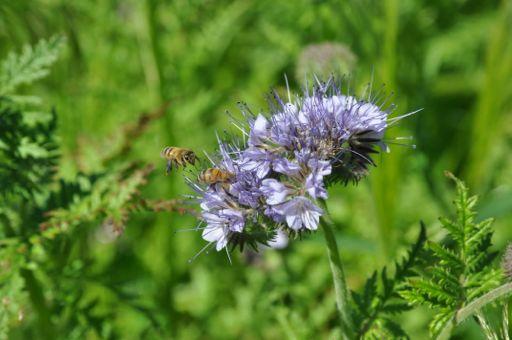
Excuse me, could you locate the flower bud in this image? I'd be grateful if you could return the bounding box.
[296,42,357,82]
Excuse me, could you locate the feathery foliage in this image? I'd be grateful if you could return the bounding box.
[0,37,62,199]
[0,35,64,96]
[0,37,185,339]
[0,35,64,340]
[352,223,426,339]
[400,173,502,338]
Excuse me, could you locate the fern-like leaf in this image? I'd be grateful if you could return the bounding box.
[354,223,427,338]
[0,35,64,95]
[401,173,502,338]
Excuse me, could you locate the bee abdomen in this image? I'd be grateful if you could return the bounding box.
[160,146,174,158]
[198,168,233,185]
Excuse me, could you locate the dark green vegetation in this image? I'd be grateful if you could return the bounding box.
[401,174,505,338]
[1,0,511,339]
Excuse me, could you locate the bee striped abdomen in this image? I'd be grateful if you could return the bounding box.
[198,168,234,185]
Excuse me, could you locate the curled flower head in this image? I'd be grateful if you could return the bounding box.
[186,76,414,255]
[239,79,404,186]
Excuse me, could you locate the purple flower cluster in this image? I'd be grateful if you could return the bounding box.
[190,78,409,252]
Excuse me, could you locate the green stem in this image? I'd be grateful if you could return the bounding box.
[319,200,355,340]
[21,269,54,339]
[437,282,512,340]
[144,0,175,145]
[143,3,179,336]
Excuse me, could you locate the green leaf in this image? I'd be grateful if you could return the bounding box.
[402,173,502,338]
[381,303,411,314]
[438,216,462,242]
[362,271,378,308]
[381,318,409,339]
[430,308,453,338]
[427,242,463,271]
[0,35,64,95]
[356,224,426,338]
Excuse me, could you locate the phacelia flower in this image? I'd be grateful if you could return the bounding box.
[260,179,291,205]
[189,142,278,252]
[273,196,323,231]
[258,153,331,231]
[202,208,244,251]
[305,158,331,199]
[187,76,414,255]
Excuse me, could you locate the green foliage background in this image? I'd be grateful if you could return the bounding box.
[1,0,511,338]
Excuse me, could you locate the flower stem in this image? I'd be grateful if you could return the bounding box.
[319,200,355,340]
[437,282,512,340]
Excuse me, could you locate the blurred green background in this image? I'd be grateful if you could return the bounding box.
[1,0,512,338]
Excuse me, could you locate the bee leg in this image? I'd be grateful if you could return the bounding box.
[166,160,172,175]
[222,182,230,192]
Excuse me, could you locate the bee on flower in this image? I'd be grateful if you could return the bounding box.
[183,76,415,255]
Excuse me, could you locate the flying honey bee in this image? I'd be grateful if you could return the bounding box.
[197,168,234,185]
[160,146,197,174]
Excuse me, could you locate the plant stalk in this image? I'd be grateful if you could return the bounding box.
[319,200,355,339]
[21,269,54,339]
[437,282,512,340]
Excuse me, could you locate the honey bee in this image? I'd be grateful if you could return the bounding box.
[160,146,197,174]
[198,168,234,185]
